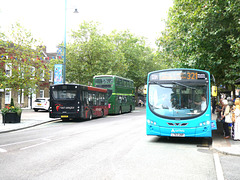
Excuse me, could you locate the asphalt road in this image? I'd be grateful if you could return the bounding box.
[0,108,231,180]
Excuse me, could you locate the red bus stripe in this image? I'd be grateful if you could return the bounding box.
[88,86,107,93]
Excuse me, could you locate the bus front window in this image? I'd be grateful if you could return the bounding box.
[148,82,208,119]
[53,90,77,100]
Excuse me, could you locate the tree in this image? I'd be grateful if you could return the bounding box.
[66,21,126,85]
[111,30,157,97]
[0,22,48,104]
[157,0,240,91]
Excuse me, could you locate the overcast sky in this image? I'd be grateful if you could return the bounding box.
[0,0,173,52]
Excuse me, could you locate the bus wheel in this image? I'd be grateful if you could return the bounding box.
[101,110,104,117]
[129,105,132,113]
[119,107,122,114]
[89,111,93,120]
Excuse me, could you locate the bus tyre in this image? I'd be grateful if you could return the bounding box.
[129,105,132,113]
[89,111,93,120]
[101,110,104,117]
[119,107,122,114]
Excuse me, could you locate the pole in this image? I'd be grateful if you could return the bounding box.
[63,0,67,84]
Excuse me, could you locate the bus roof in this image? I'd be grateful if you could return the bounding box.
[148,68,210,75]
[88,86,108,93]
[93,75,133,82]
[50,84,108,93]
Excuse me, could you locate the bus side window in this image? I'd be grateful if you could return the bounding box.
[83,91,89,106]
[96,93,100,106]
[124,96,127,103]
[118,96,122,103]
[89,93,93,106]
[100,93,105,105]
[93,93,96,106]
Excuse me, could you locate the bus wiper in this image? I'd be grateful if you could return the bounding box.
[149,82,172,88]
[172,81,196,90]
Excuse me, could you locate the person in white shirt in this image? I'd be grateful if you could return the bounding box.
[195,94,207,112]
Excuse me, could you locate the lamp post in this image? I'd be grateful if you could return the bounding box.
[63,0,67,84]
[63,0,78,84]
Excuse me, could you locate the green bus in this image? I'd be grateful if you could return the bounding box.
[93,75,135,114]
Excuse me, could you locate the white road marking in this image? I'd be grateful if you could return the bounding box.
[0,148,7,153]
[20,136,68,150]
[0,136,55,148]
[213,153,224,180]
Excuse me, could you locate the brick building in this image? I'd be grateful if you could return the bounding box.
[0,46,61,109]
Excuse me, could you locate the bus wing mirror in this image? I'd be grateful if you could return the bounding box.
[212,86,217,97]
[211,75,216,83]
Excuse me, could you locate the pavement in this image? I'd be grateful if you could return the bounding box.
[0,108,240,156]
[211,113,240,156]
[0,109,56,134]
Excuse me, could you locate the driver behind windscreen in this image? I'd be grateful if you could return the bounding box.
[194,94,207,111]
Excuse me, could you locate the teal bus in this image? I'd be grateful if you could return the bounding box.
[146,69,217,138]
[93,75,135,114]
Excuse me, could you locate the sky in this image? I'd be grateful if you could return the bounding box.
[0,0,173,52]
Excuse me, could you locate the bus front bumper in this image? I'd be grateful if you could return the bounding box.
[146,124,212,137]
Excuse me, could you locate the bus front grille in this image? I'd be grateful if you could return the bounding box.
[167,123,188,126]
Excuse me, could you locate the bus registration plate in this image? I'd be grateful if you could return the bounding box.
[61,115,68,118]
[171,133,185,137]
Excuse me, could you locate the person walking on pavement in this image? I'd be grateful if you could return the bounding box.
[221,99,231,139]
[216,99,224,122]
[232,98,240,141]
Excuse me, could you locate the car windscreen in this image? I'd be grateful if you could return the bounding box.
[35,99,47,102]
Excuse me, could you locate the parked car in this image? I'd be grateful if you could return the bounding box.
[33,98,50,112]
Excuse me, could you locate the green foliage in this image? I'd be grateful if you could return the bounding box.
[0,22,49,99]
[1,98,22,115]
[66,21,157,90]
[66,21,126,85]
[111,30,157,89]
[1,105,22,115]
[10,98,14,107]
[157,0,240,87]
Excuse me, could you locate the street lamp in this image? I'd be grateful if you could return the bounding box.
[63,0,78,84]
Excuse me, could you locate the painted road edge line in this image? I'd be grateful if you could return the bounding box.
[0,148,7,153]
[213,153,224,180]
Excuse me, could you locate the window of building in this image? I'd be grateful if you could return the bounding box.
[18,66,24,78]
[49,70,53,82]
[31,67,35,77]
[5,63,12,77]
[40,90,44,98]
[5,88,11,104]
[18,89,24,104]
[40,70,45,81]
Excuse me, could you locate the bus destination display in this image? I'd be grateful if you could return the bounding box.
[150,71,207,81]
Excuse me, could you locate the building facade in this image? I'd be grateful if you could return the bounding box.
[0,46,61,109]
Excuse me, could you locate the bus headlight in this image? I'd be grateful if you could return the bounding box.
[199,121,210,126]
[147,120,157,126]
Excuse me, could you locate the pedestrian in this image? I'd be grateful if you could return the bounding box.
[232,98,240,141]
[212,97,216,114]
[138,99,143,107]
[221,99,231,139]
[216,99,224,122]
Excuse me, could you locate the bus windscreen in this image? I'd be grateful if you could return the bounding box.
[52,90,77,100]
